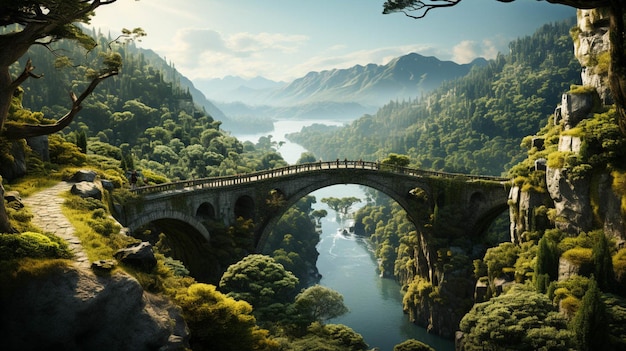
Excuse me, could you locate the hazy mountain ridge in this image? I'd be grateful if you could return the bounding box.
[272,54,487,107]
[192,53,485,133]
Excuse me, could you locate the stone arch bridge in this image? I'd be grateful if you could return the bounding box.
[117,161,512,252]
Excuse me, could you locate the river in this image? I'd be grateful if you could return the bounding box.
[233,121,454,351]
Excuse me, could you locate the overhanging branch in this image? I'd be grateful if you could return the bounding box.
[3,70,117,139]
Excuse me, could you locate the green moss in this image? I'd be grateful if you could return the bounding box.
[569,84,597,95]
[611,170,626,217]
[596,51,611,75]
[0,232,72,260]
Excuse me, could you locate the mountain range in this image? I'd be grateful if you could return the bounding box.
[185,53,487,132]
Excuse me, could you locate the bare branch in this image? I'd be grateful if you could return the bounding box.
[8,59,42,91]
[3,70,117,140]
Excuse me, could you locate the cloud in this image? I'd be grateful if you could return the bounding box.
[452,39,500,63]
[157,28,308,80]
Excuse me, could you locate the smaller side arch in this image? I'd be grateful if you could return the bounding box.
[127,210,210,242]
[196,202,216,220]
[234,195,255,220]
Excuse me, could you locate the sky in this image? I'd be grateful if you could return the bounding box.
[90,0,576,82]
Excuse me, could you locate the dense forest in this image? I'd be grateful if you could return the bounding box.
[288,19,581,176]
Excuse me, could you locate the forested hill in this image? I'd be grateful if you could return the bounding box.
[11,28,287,181]
[287,18,580,176]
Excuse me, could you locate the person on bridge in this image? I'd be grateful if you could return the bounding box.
[130,170,138,190]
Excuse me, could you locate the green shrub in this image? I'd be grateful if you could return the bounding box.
[394,339,435,351]
[0,232,72,260]
[64,196,106,211]
[48,134,86,166]
[562,247,593,265]
[613,248,626,287]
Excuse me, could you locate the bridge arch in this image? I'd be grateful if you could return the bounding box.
[255,176,430,251]
[235,195,255,220]
[196,202,216,220]
[127,209,210,242]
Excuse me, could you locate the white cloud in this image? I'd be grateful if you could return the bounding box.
[452,39,501,63]
[157,28,309,80]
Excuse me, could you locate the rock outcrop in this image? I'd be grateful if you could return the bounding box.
[0,264,189,350]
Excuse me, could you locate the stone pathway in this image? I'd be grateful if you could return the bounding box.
[22,181,90,268]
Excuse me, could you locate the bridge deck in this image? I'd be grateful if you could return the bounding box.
[131,160,510,196]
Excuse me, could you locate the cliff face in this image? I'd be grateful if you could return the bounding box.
[405,9,626,339]
[509,8,626,274]
[0,263,188,351]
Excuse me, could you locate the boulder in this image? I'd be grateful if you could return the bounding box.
[0,265,189,350]
[70,169,98,183]
[114,242,157,272]
[4,190,23,209]
[91,259,117,274]
[26,135,49,162]
[70,181,102,200]
[560,92,593,129]
[101,179,115,191]
[597,173,626,245]
[0,140,27,181]
[508,186,552,244]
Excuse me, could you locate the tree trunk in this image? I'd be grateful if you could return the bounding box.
[0,65,12,133]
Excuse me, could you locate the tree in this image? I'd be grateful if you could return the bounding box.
[393,339,435,351]
[382,0,626,135]
[0,0,136,233]
[459,287,574,350]
[218,254,299,310]
[294,285,349,324]
[173,283,278,351]
[592,231,616,292]
[570,277,609,351]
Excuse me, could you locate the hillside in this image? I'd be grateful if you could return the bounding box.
[287,19,581,176]
[8,29,288,182]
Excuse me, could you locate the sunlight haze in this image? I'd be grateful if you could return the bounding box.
[90,1,575,82]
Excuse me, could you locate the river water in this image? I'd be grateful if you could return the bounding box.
[233,121,454,351]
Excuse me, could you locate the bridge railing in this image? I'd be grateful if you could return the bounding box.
[130,160,509,196]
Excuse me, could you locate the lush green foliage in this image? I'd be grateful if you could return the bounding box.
[393,339,435,351]
[219,254,299,315]
[13,29,287,183]
[174,283,278,351]
[570,278,609,351]
[0,232,72,260]
[264,196,321,286]
[294,285,349,324]
[279,322,368,351]
[459,287,574,350]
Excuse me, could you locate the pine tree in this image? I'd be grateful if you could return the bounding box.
[571,278,608,351]
[593,231,616,292]
[535,236,558,292]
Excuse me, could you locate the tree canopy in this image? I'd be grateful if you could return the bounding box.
[218,254,300,309]
[294,285,349,324]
